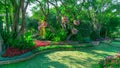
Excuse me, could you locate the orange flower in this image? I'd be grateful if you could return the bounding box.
[61,16,68,23]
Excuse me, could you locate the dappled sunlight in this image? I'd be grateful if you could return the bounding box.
[0,44,119,68]
[93,50,118,56]
[44,50,114,68]
[45,51,91,68]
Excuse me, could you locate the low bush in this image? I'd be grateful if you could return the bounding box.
[99,54,120,68]
[7,31,35,49]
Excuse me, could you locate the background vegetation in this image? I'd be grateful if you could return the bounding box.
[0,0,120,49]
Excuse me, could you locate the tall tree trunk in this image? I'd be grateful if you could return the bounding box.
[19,0,29,36]
[11,0,21,38]
[12,8,20,38]
[21,0,25,35]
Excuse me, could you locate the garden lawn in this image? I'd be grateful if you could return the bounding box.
[0,43,119,68]
[110,41,120,47]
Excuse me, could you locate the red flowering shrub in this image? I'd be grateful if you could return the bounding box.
[2,40,51,57]
[2,48,29,57]
[35,40,50,47]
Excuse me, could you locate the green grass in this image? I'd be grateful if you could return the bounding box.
[0,43,119,68]
[110,41,120,46]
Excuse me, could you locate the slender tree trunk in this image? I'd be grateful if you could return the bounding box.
[21,0,25,35]
[12,8,20,38]
[0,34,3,52]
[0,17,3,32]
[5,0,9,32]
[18,0,29,36]
[11,0,21,38]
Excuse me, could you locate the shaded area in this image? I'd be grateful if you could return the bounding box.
[0,43,119,68]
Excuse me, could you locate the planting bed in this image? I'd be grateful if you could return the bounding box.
[1,40,50,57]
[0,42,93,65]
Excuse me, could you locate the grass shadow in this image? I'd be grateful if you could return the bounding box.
[0,43,119,68]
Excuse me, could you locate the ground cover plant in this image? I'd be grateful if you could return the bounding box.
[99,54,120,68]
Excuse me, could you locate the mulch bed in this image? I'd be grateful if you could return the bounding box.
[2,40,51,58]
[2,48,30,57]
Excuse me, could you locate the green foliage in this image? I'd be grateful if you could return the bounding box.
[2,31,35,50]
[15,32,35,49]
[90,31,100,41]
[1,31,12,48]
[71,32,84,42]
[0,0,120,49]
[51,29,67,41]
[100,17,120,38]
[26,18,38,30]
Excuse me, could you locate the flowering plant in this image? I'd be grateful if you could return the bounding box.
[73,20,80,25]
[38,21,47,30]
[61,16,68,23]
[99,54,120,68]
[71,28,78,34]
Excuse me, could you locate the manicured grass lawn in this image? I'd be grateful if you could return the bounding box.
[0,43,119,68]
[110,41,120,47]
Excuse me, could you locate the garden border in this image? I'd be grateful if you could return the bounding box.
[0,44,94,65]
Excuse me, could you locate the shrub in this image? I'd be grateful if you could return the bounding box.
[99,54,120,68]
[7,31,35,49]
[90,31,101,41]
[51,29,67,41]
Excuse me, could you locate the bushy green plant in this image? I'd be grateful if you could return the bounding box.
[7,31,35,49]
[99,54,120,68]
[1,31,13,48]
[90,31,101,41]
[52,29,67,41]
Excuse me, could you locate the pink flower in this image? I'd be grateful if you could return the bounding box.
[71,28,78,34]
[73,20,80,25]
[41,22,47,27]
[38,26,41,30]
[106,56,112,60]
[117,54,120,58]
